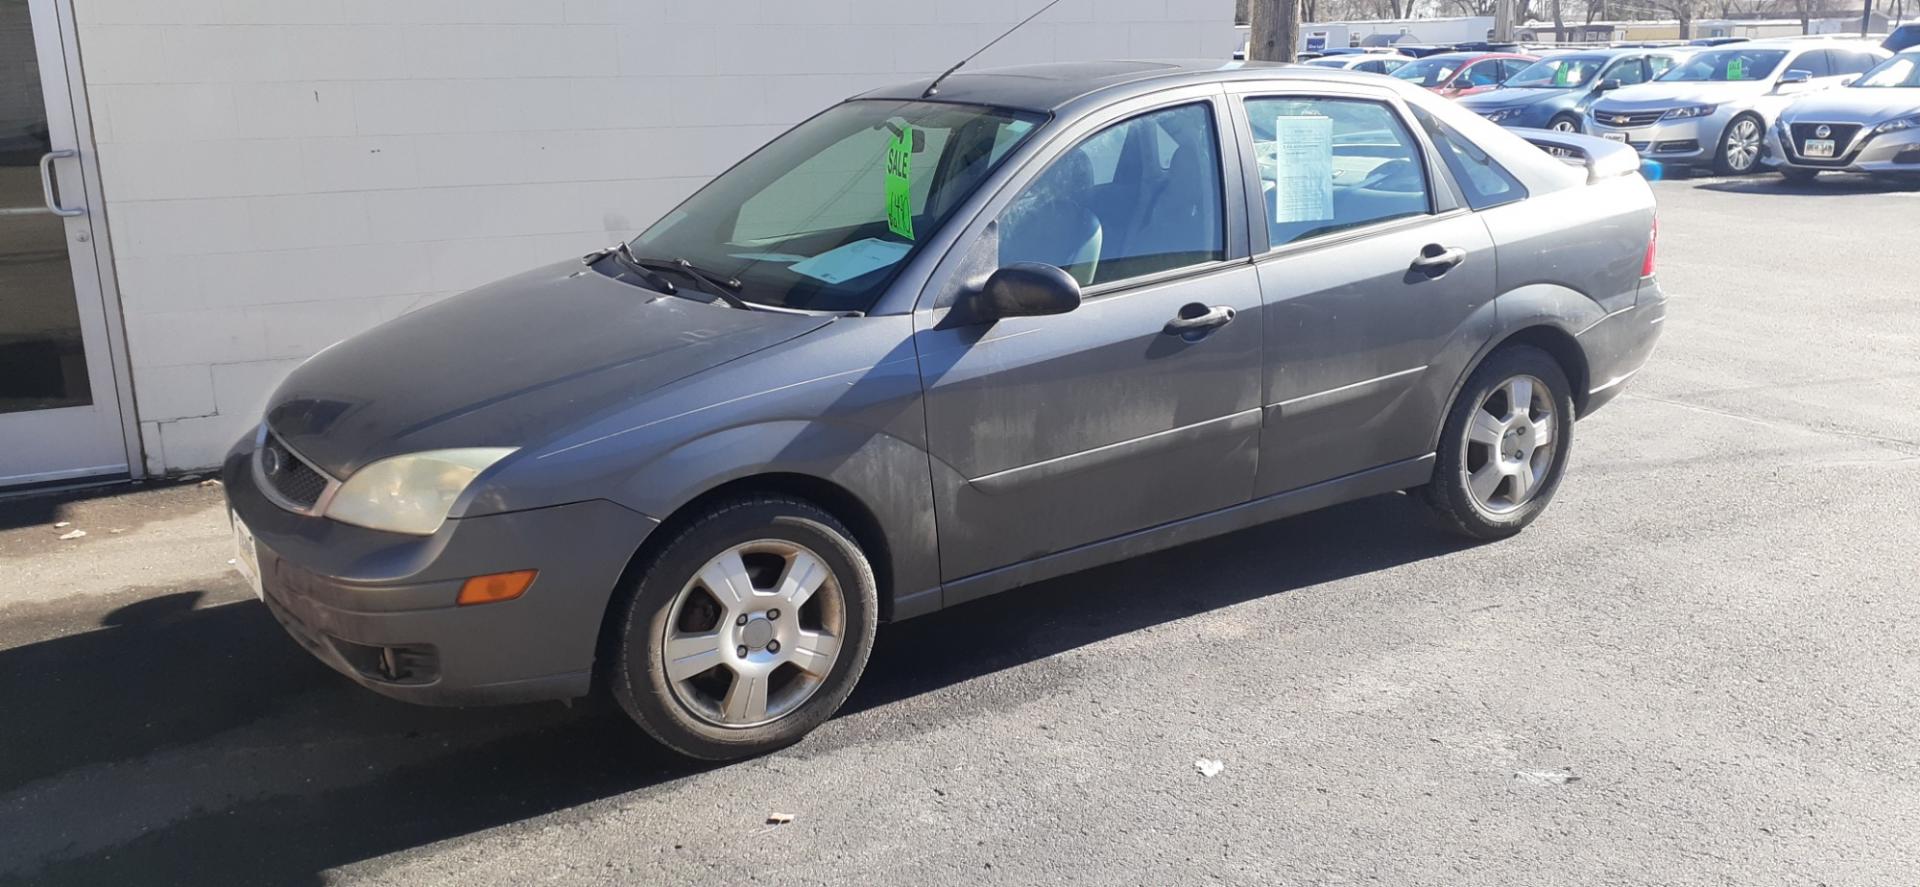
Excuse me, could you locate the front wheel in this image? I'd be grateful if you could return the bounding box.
[609,496,878,761]
[1548,113,1581,134]
[1713,114,1765,175]
[1421,345,1576,540]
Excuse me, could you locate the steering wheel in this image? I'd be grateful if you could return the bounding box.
[1358,157,1423,192]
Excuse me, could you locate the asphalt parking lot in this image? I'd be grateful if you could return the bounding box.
[3,171,1917,887]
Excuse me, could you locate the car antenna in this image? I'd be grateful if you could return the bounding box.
[922,0,1064,98]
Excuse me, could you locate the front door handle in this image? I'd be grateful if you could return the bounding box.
[1164,303,1236,335]
[40,150,86,218]
[1410,244,1466,278]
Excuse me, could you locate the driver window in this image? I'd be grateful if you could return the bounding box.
[1243,96,1432,248]
[1608,57,1650,86]
[997,102,1224,288]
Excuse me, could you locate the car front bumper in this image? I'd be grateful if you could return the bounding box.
[1586,112,1729,165]
[223,434,659,706]
[1763,122,1920,175]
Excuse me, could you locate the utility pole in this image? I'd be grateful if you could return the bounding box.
[1861,0,1874,35]
[1494,0,1516,42]
[1248,0,1302,62]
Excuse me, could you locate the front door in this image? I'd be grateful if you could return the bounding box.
[915,96,1264,583]
[0,0,130,486]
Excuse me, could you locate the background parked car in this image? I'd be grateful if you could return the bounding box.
[1304,53,1413,75]
[1460,48,1692,132]
[1390,51,1539,98]
[1765,48,1920,183]
[1587,40,1890,174]
[1885,24,1920,53]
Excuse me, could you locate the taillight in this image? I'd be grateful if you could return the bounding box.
[1641,215,1658,277]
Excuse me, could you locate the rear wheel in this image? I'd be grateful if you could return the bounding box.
[610,496,878,761]
[1712,114,1764,175]
[1422,345,1576,540]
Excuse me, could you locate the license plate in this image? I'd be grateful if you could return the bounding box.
[1803,139,1835,158]
[231,510,263,600]
[1601,131,1628,143]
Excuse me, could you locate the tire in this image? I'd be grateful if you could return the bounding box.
[1548,113,1581,134]
[1421,345,1576,541]
[1779,167,1819,184]
[1712,114,1765,175]
[609,495,878,761]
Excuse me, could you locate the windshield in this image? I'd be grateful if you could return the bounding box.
[1505,56,1608,88]
[1659,48,1788,82]
[630,100,1044,313]
[1855,52,1920,87]
[1392,58,1462,87]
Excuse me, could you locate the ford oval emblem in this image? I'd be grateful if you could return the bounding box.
[260,446,284,476]
[1814,124,1832,139]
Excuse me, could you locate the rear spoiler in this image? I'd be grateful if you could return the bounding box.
[1514,128,1650,183]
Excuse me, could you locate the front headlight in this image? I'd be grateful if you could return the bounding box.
[1873,114,1920,135]
[1662,104,1719,120]
[1481,107,1526,124]
[325,448,517,535]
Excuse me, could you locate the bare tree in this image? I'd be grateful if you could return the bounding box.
[1248,0,1303,62]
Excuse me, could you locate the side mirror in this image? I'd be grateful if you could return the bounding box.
[1594,78,1623,93]
[1778,69,1813,86]
[970,263,1081,322]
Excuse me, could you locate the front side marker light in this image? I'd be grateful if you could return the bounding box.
[458,569,538,606]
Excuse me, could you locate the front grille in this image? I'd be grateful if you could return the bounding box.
[1790,122,1862,151]
[1594,110,1664,128]
[259,432,330,510]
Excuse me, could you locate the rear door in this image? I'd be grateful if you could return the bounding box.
[1227,83,1498,496]
[914,88,1263,583]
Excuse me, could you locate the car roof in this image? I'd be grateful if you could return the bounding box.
[854,59,1408,113]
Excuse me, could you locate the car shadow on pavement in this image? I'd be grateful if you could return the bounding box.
[0,492,1472,887]
[1690,173,1920,196]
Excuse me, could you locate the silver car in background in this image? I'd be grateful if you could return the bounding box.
[1589,40,1889,174]
[1765,49,1920,182]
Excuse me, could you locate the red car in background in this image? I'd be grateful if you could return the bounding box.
[1390,51,1539,98]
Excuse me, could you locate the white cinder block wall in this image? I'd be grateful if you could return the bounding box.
[75,0,1239,473]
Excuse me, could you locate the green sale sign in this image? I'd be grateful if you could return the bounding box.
[886,124,914,240]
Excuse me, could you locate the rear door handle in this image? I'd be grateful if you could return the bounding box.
[39,150,86,218]
[1164,303,1236,335]
[1410,244,1466,277]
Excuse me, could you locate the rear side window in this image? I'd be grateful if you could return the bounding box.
[1499,58,1532,80]
[1648,54,1677,78]
[1409,106,1527,211]
[1606,56,1651,86]
[1830,50,1879,75]
[1243,96,1432,248]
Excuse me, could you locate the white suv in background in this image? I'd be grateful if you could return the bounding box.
[1587,40,1889,174]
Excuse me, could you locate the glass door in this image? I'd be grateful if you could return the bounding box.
[0,0,131,486]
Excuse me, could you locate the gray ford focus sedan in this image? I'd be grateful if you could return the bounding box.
[224,60,1665,761]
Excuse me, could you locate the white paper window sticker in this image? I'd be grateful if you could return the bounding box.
[1272,115,1335,224]
[787,238,911,285]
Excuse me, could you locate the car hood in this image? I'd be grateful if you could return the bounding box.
[1780,88,1920,124]
[1596,80,1764,109]
[265,261,833,478]
[1459,87,1572,109]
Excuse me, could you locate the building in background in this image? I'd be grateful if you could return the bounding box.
[0,0,1239,486]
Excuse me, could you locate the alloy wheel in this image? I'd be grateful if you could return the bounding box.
[1550,118,1579,133]
[1460,374,1557,514]
[661,540,845,728]
[1724,118,1761,172]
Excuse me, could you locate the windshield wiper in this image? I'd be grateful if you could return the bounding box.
[630,255,755,311]
[585,242,679,295]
